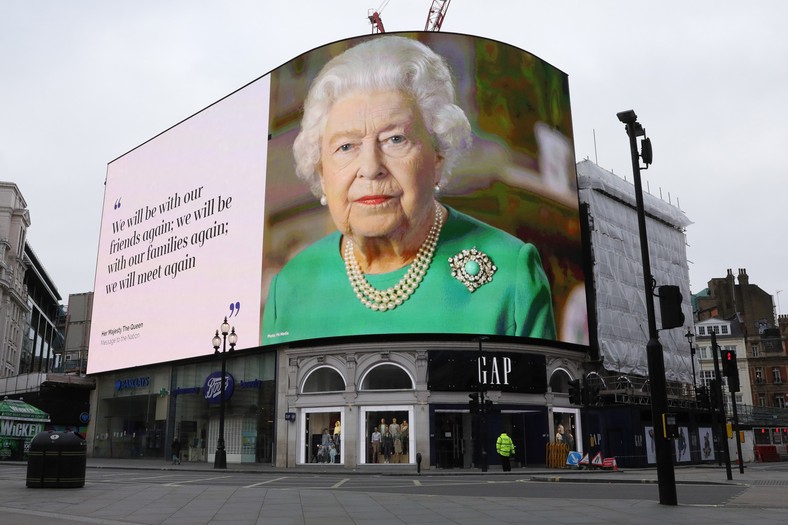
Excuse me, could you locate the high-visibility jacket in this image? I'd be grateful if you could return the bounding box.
[496,433,515,457]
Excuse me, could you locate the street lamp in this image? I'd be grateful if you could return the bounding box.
[211,317,237,469]
[685,327,698,396]
[472,336,489,472]
[617,109,676,506]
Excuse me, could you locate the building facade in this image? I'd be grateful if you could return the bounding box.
[693,269,787,411]
[83,160,711,469]
[693,317,753,409]
[0,182,30,378]
[60,292,93,375]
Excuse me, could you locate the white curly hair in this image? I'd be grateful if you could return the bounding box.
[292,35,472,198]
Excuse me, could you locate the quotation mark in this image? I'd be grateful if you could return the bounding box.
[229,301,241,317]
[114,197,122,210]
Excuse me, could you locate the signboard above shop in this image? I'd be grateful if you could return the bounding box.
[427,350,547,394]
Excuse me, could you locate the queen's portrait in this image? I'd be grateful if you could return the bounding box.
[263,36,556,343]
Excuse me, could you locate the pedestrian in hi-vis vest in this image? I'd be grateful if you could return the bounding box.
[496,431,515,472]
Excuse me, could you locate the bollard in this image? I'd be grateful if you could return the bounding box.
[416,452,422,474]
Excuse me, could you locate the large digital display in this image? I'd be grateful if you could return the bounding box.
[89,32,588,374]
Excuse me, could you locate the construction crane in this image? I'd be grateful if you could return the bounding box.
[368,0,390,34]
[424,0,451,31]
[368,0,451,34]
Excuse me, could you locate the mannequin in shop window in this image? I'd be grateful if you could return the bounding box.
[382,428,394,464]
[565,428,575,451]
[389,417,402,458]
[321,428,331,463]
[379,417,387,436]
[555,424,566,445]
[333,420,342,452]
[371,426,382,463]
[316,443,327,463]
[401,420,409,455]
[329,441,337,463]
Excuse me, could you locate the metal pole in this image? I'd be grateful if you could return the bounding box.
[215,334,227,469]
[710,332,732,480]
[731,390,744,474]
[687,334,698,396]
[620,111,677,505]
[477,337,488,473]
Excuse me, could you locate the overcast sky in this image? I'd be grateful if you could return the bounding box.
[3,0,787,316]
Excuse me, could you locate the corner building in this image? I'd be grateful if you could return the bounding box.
[274,337,581,469]
[86,32,590,469]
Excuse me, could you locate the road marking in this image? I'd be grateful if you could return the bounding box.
[244,476,288,488]
[164,475,231,486]
[125,474,183,481]
[331,478,349,488]
[413,479,422,486]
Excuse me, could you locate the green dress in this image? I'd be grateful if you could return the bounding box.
[262,207,555,344]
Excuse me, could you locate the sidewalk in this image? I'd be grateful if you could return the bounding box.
[2,458,787,525]
[80,456,788,486]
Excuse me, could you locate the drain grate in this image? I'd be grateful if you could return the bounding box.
[751,480,788,486]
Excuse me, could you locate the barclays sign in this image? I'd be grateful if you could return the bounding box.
[115,376,150,391]
[203,371,235,404]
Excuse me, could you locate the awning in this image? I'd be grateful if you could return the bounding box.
[0,398,50,423]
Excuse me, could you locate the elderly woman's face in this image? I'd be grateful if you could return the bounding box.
[319,90,443,242]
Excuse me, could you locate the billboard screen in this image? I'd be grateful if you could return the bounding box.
[89,32,588,374]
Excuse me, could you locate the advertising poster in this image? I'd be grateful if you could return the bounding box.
[89,32,588,374]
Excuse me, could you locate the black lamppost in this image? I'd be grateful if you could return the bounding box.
[211,317,237,469]
[475,336,489,473]
[685,327,698,396]
[617,109,677,506]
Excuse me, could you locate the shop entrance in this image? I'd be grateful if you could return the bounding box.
[95,395,160,459]
[435,412,471,469]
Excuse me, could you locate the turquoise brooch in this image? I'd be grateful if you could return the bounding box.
[449,247,496,292]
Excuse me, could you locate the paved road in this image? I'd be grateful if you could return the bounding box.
[0,460,787,524]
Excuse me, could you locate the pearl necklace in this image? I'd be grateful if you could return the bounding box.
[343,205,443,312]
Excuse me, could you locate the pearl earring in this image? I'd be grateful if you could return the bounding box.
[320,195,327,206]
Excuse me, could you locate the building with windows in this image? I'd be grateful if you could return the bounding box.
[60,292,93,375]
[692,317,753,409]
[693,268,786,410]
[0,182,94,440]
[0,182,30,378]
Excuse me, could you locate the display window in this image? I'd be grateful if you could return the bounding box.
[172,353,275,464]
[92,368,169,459]
[360,406,413,464]
[552,408,579,452]
[300,408,344,464]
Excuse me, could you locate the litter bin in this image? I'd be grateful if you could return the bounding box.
[26,431,87,488]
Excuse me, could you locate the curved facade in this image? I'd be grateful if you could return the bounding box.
[275,338,584,469]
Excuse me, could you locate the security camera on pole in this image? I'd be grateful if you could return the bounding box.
[616,110,677,506]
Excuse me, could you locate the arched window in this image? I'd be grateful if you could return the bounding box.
[549,369,572,394]
[302,366,345,393]
[360,364,413,390]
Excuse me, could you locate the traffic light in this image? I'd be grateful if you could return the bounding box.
[658,285,685,329]
[568,379,582,405]
[696,386,710,409]
[585,384,601,406]
[709,379,721,408]
[469,393,480,414]
[721,349,740,392]
[721,349,737,377]
[727,374,740,393]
